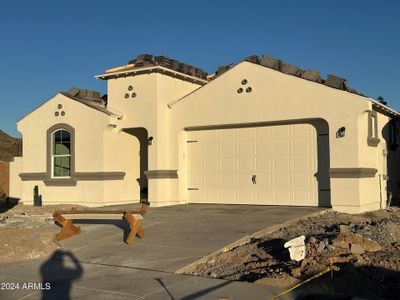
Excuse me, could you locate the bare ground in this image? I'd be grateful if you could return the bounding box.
[185,209,400,299]
[0,203,86,263]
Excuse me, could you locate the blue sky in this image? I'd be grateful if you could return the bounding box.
[1,0,399,137]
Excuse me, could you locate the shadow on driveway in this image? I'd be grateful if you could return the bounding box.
[40,250,83,300]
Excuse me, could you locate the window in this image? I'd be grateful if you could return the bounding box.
[367,111,380,147]
[371,115,377,138]
[52,129,71,177]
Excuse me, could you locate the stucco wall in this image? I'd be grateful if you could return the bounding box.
[107,72,202,206]
[102,128,140,204]
[165,62,379,212]
[9,157,22,200]
[14,93,141,206]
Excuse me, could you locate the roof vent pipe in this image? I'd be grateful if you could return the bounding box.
[377,96,387,105]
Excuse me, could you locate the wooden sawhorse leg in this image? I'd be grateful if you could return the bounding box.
[53,213,81,241]
[123,212,144,245]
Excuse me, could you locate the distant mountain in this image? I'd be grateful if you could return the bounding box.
[0,130,22,162]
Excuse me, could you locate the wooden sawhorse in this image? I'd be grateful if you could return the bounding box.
[53,204,148,245]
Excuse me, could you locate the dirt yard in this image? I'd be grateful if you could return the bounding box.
[186,209,400,299]
[0,203,86,262]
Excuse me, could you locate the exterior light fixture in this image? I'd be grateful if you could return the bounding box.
[336,127,346,138]
[147,136,153,145]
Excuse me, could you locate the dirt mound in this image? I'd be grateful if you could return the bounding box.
[0,130,22,162]
[186,209,400,299]
[0,203,88,263]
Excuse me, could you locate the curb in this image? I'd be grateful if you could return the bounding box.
[175,208,332,274]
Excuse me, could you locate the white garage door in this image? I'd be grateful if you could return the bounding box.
[187,124,318,206]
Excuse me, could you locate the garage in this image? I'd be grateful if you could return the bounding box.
[187,123,324,206]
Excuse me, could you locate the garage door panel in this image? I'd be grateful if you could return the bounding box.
[188,123,319,206]
[220,130,236,141]
[238,141,253,156]
[189,190,205,203]
[275,190,292,205]
[205,174,220,188]
[274,140,290,155]
[221,158,236,172]
[275,174,291,188]
[255,141,270,155]
[221,173,236,188]
[222,190,237,203]
[238,190,256,204]
[187,144,203,158]
[274,157,290,171]
[293,173,311,188]
[293,124,312,136]
[205,143,219,157]
[205,158,219,172]
[206,190,220,203]
[294,190,315,206]
[238,173,253,188]
[256,173,273,189]
[256,127,271,139]
[188,172,203,187]
[221,142,236,156]
[188,157,202,172]
[205,130,219,142]
[293,156,310,171]
[292,139,310,154]
[237,128,255,140]
[257,190,273,205]
[238,158,253,172]
[273,126,290,138]
[255,156,270,170]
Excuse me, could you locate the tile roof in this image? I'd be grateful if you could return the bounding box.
[61,87,117,116]
[102,54,208,81]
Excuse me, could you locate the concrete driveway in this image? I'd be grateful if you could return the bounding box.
[0,204,324,300]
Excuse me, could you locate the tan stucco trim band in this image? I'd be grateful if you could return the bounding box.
[19,173,46,181]
[329,168,377,178]
[144,170,178,179]
[20,172,125,181]
[74,172,125,180]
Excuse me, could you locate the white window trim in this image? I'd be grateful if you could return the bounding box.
[371,115,377,138]
[51,129,71,179]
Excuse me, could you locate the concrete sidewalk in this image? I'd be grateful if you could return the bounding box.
[0,204,324,300]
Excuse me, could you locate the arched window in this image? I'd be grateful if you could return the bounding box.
[52,129,71,177]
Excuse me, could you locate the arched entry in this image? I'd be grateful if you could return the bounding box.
[123,128,149,202]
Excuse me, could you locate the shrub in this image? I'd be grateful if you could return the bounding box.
[0,187,6,204]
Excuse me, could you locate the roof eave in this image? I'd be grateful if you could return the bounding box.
[370,98,400,118]
[95,65,208,85]
[59,92,123,118]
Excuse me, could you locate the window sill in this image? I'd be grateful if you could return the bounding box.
[43,178,77,186]
[367,137,380,147]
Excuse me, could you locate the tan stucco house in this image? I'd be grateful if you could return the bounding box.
[9,54,400,213]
